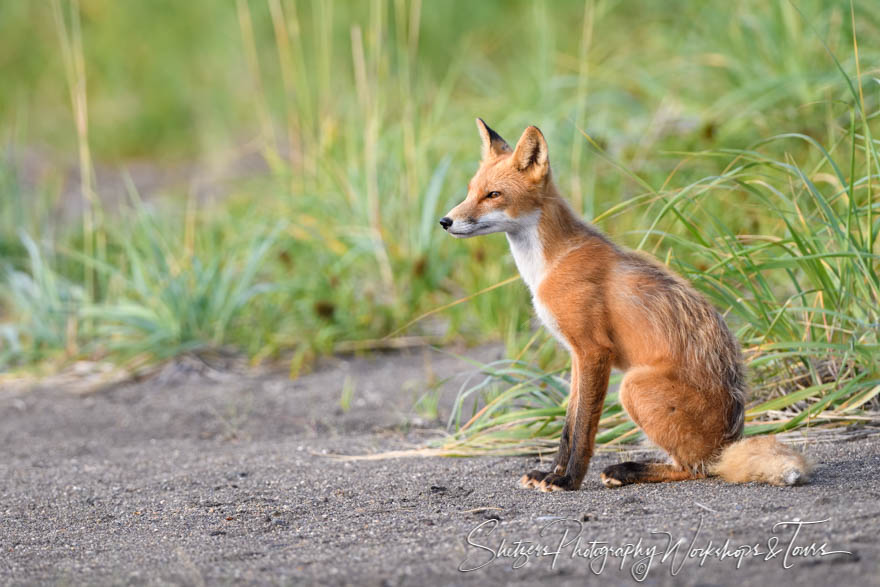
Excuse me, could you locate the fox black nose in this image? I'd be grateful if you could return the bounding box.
[439,217,453,230]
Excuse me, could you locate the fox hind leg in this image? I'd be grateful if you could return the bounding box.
[600,461,697,487]
[601,366,728,487]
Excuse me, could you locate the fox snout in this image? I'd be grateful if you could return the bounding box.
[438,213,476,238]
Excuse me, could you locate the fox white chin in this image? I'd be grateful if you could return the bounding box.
[447,223,505,238]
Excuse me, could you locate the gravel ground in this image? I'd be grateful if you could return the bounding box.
[2,346,879,586]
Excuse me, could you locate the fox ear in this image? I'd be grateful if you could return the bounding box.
[512,126,549,177]
[476,118,511,160]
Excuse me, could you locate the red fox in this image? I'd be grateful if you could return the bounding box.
[439,119,811,492]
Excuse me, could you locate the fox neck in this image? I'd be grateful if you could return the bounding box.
[505,184,586,293]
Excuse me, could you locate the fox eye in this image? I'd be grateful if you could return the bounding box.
[484,191,501,199]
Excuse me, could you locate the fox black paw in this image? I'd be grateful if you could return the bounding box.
[519,469,550,489]
[600,462,648,487]
[538,473,578,492]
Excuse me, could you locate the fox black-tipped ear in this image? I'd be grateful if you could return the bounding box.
[476,118,511,160]
[512,126,549,177]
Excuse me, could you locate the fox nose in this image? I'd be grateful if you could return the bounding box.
[439,217,453,230]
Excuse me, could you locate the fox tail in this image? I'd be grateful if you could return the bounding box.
[709,436,813,486]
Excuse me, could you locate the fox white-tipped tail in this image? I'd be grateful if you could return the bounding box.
[710,436,812,486]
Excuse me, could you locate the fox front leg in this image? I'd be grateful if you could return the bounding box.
[519,420,572,488]
[538,351,611,492]
[519,359,579,489]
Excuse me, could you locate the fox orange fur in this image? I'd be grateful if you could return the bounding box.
[439,119,811,491]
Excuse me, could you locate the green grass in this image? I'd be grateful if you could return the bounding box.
[1,1,878,449]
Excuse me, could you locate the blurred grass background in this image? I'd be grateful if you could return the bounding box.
[1,1,878,445]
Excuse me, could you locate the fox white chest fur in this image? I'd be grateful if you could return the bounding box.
[506,212,571,350]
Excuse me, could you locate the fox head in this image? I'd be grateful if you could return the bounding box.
[439,119,551,238]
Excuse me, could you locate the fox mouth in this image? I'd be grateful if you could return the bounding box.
[448,223,492,238]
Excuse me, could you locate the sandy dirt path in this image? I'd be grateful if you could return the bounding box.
[2,347,878,585]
